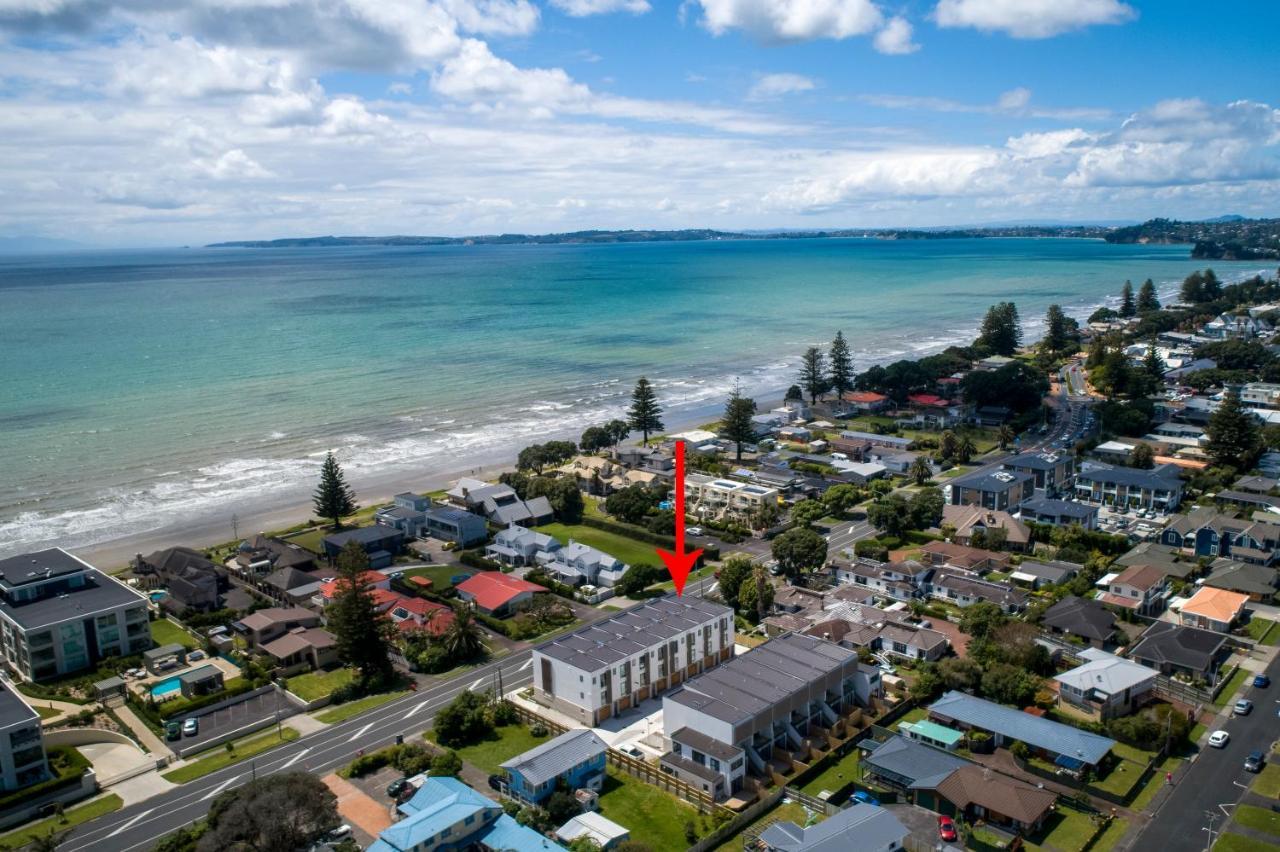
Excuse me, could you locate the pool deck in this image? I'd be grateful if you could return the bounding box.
[129,656,243,700]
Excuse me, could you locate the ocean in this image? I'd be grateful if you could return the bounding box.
[0,237,1264,557]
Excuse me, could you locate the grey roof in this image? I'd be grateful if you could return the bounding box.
[1020,498,1097,520]
[759,802,907,852]
[425,505,482,525]
[931,573,1028,608]
[178,665,222,685]
[670,727,741,761]
[1041,596,1115,642]
[664,633,862,726]
[949,469,1033,493]
[1055,650,1156,695]
[0,548,90,590]
[0,680,38,729]
[1076,462,1182,489]
[263,566,317,592]
[536,596,730,673]
[661,751,722,783]
[1129,621,1227,671]
[1004,451,1070,472]
[1015,560,1080,584]
[1206,559,1277,595]
[861,734,970,790]
[144,643,186,661]
[500,728,607,787]
[928,691,1115,765]
[323,526,404,549]
[0,568,147,631]
[377,506,423,521]
[1115,543,1199,578]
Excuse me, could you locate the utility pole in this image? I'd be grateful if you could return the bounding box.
[231,513,240,541]
[1202,810,1218,852]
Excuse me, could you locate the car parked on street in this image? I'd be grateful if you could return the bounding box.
[1245,751,1265,773]
[165,721,182,741]
[1254,675,1270,688]
[1234,698,1254,716]
[1209,730,1230,748]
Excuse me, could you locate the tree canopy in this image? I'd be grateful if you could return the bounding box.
[1206,387,1262,471]
[720,381,757,461]
[829,331,854,398]
[198,772,340,852]
[975,302,1021,356]
[770,526,828,577]
[627,377,664,445]
[313,451,357,529]
[798,346,827,404]
[327,541,394,684]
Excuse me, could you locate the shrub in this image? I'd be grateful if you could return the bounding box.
[530,723,548,738]
[854,540,889,561]
[430,750,462,777]
[459,550,504,572]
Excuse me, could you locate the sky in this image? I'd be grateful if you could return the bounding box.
[0,0,1278,245]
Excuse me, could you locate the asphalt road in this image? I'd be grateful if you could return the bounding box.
[59,651,537,852]
[1132,653,1280,852]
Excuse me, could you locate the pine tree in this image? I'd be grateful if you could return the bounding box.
[1136,278,1160,313]
[327,541,393,684]
[627,377,664,446]
[976,302,1022,356]
[1143,338,1164,383]
[798,346,827,404]
[1119,280,1136,318]
[720,380,757,462]
[313,452,357,529]
[829,331,854,399]
[1206,387,1262,471]
[1041,304,1069,355]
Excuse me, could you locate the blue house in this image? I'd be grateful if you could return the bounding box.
[500,728,608,804]
[368,776,567,852]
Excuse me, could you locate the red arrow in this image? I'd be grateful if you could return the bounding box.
[657,439,703,596]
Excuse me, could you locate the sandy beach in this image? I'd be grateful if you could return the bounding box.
[72,394,770,572]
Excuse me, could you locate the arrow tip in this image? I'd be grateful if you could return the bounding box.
[657,548,703,596]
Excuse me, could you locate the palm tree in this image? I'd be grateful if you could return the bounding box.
[909,455,933,486]
[997,424,1015,451]
[956,435,978,464]
[442,608,487,662]
[939,430,958,460]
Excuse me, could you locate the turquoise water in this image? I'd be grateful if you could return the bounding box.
[149,591,168,603]
[0,237,1266,556]
[150,676,181,698]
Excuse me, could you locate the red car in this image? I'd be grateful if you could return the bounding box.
[938,815,958,842]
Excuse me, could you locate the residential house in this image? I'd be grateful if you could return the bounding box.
[612,446,675,478]
[446,477,554,527]
[485,525,560,568]
[940,506,1031,552]
[898,719,966,752]
[1203,313,1271,340]
[831,431,913,456]
[313,570,392,608]
[1091,441,1136,463]
[423,505,489,547]
[0,680,48,792]
[133,547,227,612]
[685,474,779,525]
[1159,507,1280,565]
[1074,462,1184,511]
[975,355,1015,371]
[456,572,548,618]
[759,801,907,852]
[1054,649,1157,720]
[367,776,568,852]
[1002,451,1075,498]
[1040,596,1117,648]
[1204,559,1277,601]
[946,469,1035,511]
[917,541,1012,574]
[532,597,733,726]
[1177,587,1249,633]
[1128,621,1230,684]
[0,549,151,682]
[934,765,1057,834]
[555,813,630,851]
[830,558,923,602]
[558,456,660,496]
[1216,490,1280,513]
[375,493,432,539]
[660,633,881,799]
[236,607,322,649]
[868,449,920,474]
[929,572,1027,614]
[804,613,949,662]
[261,566,323,607]
[927,691,1115,773]
[1008,560,1080,590]
[1114,542,1200,580]
[500,728,608,804]
[538,541,628,587]
[260,626,338,675]
[383,595,455,636]
[904,393,963,428]
[859,734,970,801]
[1017,497,1098,530]
[1097,563,1169,616]
[234,534,316,575]
[321,526,405,569]
[1234,475,1278,495]
[843,391,891,413]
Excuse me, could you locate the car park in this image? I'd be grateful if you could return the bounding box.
[1234,698,1254,716]
[1209,730,1230,748]
[387,778,410,798]
[165,721,182,741]
[1245,751,1265,773]
[182,717,199,736]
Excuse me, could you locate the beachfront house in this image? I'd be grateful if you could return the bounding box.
[538,541,628,587]
[485,525,560,567]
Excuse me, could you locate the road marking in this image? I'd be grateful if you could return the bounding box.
[200,777,238,801]
[280,748,310,769]
[348,722,374,743]
[403,699,431,720]
[707,582,718,595]
[106,809,154,837]
[519,660,532,672]
[469,677,485,691]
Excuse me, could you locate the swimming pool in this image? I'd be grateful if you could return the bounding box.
[149,590,168,603]
[150,677,181,698]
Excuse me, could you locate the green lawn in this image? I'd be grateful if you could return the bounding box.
[1215,832,1280,852]
[712,801,820,852]
[150,618,199,650]
[1246,618,1279,644]
[1131,755,1185,811]
[1233,804,1280,837]
[401,564,474,592]
[799,750,866,798]
[1024,809,1105,852]
[0,793,122,849]
[1091,817,1129,852]
[283,527,331,555]
[286,667,355,701]
[539,522,664,568]
[1089,755,1148,799]
[654,564,715,592]
[428,724,547,775]
[315,691,408,724]
[34,705,62,720]
[1214,666,1251,708]
[597,769,703,851]
[162,728,299,784]
[1253,761,1280,799]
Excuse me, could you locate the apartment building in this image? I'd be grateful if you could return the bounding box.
[532,597,733,725]
[0,680,47,792]
[685,474,779,524]
[1074,462,1184,511]
[0,550,151,682]
[1002,451,1075,498]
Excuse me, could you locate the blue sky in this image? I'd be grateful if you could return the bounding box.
[0,0,1277,244]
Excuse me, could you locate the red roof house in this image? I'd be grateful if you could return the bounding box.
[907,393,951,409]
[316,570,391,606]
[384,595,455,636]
[456,572,548,617]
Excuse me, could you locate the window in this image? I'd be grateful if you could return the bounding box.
[710,758,720,771]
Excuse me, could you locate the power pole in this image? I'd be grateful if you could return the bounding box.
[231,513,240,541]
[1203,810,1218,852]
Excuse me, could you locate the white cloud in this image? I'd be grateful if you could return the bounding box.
[860,88,1111,121]
[747,72,814,101]
[873,16,918,54]
[550,0,651,16]
[695,0,883,43]
[388,81,414,95]
[933,0,1135,39]
[996,86,1030,111]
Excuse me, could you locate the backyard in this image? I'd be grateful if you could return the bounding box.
[798,748,864,798]
[150,618,199,650]
[401,564,474,593]
[712,800,820,852]
[427,723,547,775]
[539,522,663,569]
[596,768,707,852]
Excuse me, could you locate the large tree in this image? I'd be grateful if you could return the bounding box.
[441,607,487,663]
[327,541,394,684]
[770,526,828,577]
[1136,278,1160,313]
[1119,280,1136,318]
[829,331,854,399]
[627,377,664,446]
[198,772,340,852]
[737,564,774,623]
[1041,304,1070,356]
[313,451,357,529]
[1206,387,1263,471]
[798,346,827,404]
[976,302,1021,356]
[720,380,757,461]
[716,555,755,610]
[867,494,911,539]
[909,455,933,486]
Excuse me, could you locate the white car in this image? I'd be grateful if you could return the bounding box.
[685,527,703,537]
[1208,730,1230,748]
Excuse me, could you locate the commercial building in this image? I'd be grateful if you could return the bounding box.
[660,633,881,800]
[0,549,151,682]
[531,597,733,725]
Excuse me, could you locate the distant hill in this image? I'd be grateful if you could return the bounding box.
[0,235,88,253]
[1104,217,1280,260]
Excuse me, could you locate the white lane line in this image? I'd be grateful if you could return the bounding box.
[280,748,310,770]
[403,699,431,720]
[200,777,238,802]
[707,582,719,595]
[347,722,374,743]
[469,677,485,691]
[106,809,154,838]
[519,660,532,672]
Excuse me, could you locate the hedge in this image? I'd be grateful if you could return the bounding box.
[458,550,504,572]
[578,516,720,562]
[128,677,257,727]
[0,747,90,811]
